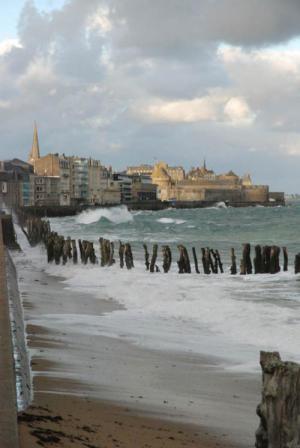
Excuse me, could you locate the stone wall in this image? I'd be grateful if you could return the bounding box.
[242,186,269,203]
[0,219,19,447]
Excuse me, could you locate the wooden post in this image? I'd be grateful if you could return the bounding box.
[283,247,288,272]
[254,245,262,274]
[201,248,211,274]
[240,243,252,275]
[78,239,84,263]
[72,240,78,264]
[108,242,115,266]
[208,249,215,274]
[294,254,300,274]
[192,247,200,273]
[230,248,237,275]
[255,351,300,448]
[119,241,125,268]
[210,249,218,273]
[177,245,191,273]
[262,246,271,273]
[182,246,191,273]
[143,244,150,271]
[215,250,224,273]
[177,245,185,274]
[90,242,96,264]
[162,245,172,273]
[124,243,134,269]
[150,244,158,273]
[270,246,280,274]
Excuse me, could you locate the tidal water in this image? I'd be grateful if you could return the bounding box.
[40,201,300,371]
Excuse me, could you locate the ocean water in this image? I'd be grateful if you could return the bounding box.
[24,202,300,372]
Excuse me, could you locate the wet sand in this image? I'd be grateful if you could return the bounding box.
[15,248,260,447]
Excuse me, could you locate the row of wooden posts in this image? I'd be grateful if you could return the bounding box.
[25,216,300,274]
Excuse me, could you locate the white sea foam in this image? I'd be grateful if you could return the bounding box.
[42,258,300,371]
[76,206,133,225]
[157,218,186,225]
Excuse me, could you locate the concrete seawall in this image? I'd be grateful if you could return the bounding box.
[6,250,31,411]
[0,218,19,447]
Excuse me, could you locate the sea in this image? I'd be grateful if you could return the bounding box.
[18,201,300,373]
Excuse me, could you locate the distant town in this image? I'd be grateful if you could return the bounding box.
[0,124,285,212]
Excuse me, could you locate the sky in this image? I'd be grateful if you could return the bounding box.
[0,1,300,192]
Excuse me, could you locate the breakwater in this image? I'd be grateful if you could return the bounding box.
[19,197,285,218]
[24,214,296,276]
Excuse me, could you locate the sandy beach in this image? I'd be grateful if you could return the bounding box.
[13,241,260,447]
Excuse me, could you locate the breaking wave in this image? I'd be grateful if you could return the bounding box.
[157,218,186,225]
[76,206,134,225]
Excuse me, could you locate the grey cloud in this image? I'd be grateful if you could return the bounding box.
[110,0,300,56]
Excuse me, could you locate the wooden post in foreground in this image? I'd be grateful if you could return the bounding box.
[255,351,300,448]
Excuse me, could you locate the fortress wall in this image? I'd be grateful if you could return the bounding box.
[204,189,242,202]
[242,186,269,203]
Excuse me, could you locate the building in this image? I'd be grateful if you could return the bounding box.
[127,163,185,182]
[127,164,153,176]
[0,159,35,208]
[102,179,121,205]
[67,157,89,205]
[131,174,157,201]
[152,161,270,204]
[34,176,60,206]
[113,173,132,203]
[34,154,71,206]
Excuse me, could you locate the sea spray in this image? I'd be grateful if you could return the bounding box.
[76,206,134,225]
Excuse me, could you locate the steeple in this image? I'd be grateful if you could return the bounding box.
[28,121,40,165]
[203,157,207,171]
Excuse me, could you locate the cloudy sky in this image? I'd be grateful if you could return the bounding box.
[1,0,300,192]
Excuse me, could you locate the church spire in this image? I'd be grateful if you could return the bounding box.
[28,121,40,165]
[203,157,207,171]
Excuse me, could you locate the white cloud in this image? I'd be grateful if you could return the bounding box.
[224,97,255,125]
[87,7,112,35]
[18,58,58,88]
[0,39,22,55]
[137,93,254,126]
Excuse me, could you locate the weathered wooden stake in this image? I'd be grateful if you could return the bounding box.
[124,243,134,269]
[230,248,237,275]
[215,250,223,273]
[162,245,172,273]
[270,246,280,274]
[262,246,271,273]
[294,253,300,274]
[143,244,150,270]
[192,247,200,273]
[72,240,78,264]
[119,241,125,268]
[255,351,300,448]
[283,247,288,272]
[254,245,263,274]
[240,243,252,275]
[150,244,158,273]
